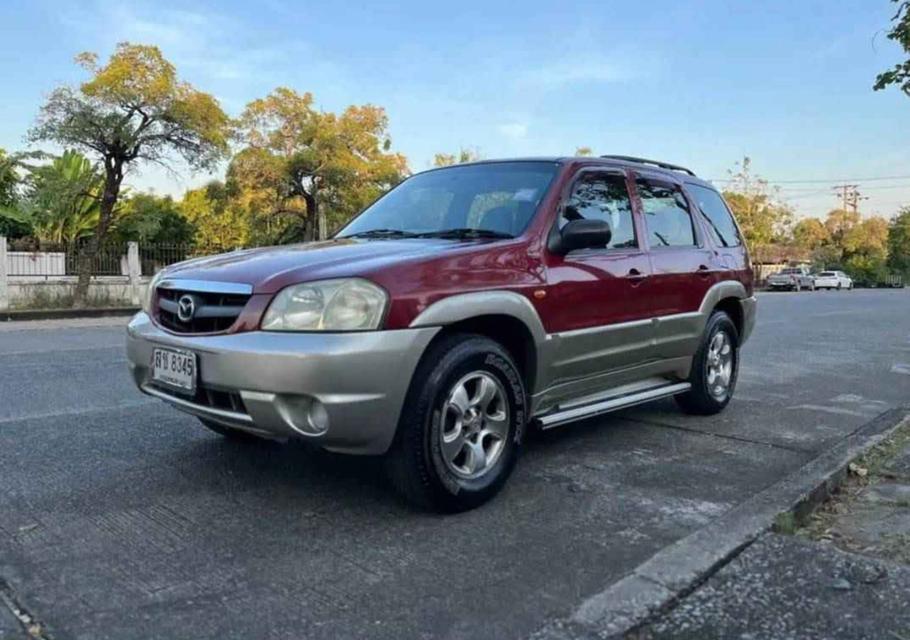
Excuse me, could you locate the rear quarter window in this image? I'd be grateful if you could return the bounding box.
[687,184,742,248]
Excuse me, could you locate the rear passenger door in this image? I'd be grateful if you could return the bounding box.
[633,173,717,359]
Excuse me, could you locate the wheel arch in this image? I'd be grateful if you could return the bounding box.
[409,291,547,394]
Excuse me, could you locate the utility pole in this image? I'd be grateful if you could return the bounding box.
[832,184,858,213]
[831,184,865,239]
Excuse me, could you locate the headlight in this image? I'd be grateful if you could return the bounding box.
[261,278,388,332]
[143,270,166,314]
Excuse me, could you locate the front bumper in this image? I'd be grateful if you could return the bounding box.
[126,313,439,455]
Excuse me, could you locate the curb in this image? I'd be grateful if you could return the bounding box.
[0,307,139,322]
[530,406,910,640]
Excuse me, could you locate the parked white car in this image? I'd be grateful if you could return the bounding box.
[814,270,853,290]
[767,266,816,291]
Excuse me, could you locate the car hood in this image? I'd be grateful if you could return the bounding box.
[161,238,482,294]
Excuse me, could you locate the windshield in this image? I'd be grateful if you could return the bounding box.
[337,161,559,239]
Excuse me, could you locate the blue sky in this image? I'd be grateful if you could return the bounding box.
[2,0,909,219]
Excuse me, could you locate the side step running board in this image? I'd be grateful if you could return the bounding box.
[536,382,691,430]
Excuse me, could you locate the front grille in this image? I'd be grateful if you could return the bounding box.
[157,287,250,334]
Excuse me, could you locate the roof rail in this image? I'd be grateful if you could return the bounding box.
[599,155,696,176]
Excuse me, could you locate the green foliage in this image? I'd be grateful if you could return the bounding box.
[1,150,102,244]
[0,148,29,238]
[888,207,910,275]
[433,148,482,167]
[112,193,195,244]
[233,88,408,242]
[179,183,250,250]
[575,146,594,157]
[874,1,910,96]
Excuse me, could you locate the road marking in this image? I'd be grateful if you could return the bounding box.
[891,363,910,376]
[788,404,872,418]
[0,400,158,425]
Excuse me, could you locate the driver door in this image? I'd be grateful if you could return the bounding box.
[540,169,654,401]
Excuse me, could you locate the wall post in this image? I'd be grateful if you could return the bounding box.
[127,241,141,307]
[0,237,9,312]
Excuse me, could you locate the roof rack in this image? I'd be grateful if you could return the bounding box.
[599,155,696,176]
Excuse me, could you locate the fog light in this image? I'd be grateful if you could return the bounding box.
[307,400,329,435]
[277,395,329,437]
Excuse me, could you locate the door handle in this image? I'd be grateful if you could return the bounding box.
[626,268,647,285]
[697,264,712,277]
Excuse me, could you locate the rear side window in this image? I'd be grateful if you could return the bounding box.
[636,179,696,247]
[688,184,742,247]
[560,173,637,249]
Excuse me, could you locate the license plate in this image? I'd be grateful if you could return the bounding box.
[151,347,197,394]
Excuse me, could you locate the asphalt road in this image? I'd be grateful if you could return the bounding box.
[1,290,908,640]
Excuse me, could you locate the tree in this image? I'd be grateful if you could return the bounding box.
[29,43,230,306]
[112,193,195,245]
[433,148,482,167]
[234,88,408,242]
[180,183,250,250]
[1,150,103,244]
[575,146,593,157]
[721,157,793,260]
[792,217,830,250]
[887,207,910,274]
[874,1,910,96]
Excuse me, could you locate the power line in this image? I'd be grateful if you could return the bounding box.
[711,174,910,184]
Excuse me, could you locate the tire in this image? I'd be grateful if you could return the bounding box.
[197,417,262,441]
[675,311,739,416]
[384,333,527,512]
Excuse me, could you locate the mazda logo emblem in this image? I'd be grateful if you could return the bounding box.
[177,295,196,322]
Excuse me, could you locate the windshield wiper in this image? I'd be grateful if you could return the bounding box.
[342,228,417,239]
[416,228,514,240]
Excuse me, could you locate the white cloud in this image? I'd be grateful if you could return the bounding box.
[498,122,528,140]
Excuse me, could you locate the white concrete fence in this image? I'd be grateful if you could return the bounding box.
[0,237,151,311]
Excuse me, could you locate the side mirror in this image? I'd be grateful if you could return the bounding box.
[549,219,612,255]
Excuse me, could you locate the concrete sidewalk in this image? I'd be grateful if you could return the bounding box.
[630,533,910,640]
[630,418,910,640]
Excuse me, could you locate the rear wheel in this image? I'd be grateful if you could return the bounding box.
[385,333,527,512]
[676,311,739,415]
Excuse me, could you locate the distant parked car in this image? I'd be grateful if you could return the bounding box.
[767,266,815,291]
[814,270,853,290]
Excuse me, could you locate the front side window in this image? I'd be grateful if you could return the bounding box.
[687,184,742,248]
[636,179,696,247]
[337,161,559,238]
[559,173,637,249]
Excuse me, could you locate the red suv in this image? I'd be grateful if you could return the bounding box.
[127,156,756,511]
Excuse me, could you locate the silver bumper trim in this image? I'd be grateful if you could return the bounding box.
[141,384,254,425]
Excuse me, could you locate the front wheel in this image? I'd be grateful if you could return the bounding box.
[676,311,739,415]
[385,334,527,512]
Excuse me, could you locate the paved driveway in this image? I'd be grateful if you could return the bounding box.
[0,290,908,639]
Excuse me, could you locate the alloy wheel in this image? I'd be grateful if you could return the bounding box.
[439,372,510,480]
[706,330,734,399]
